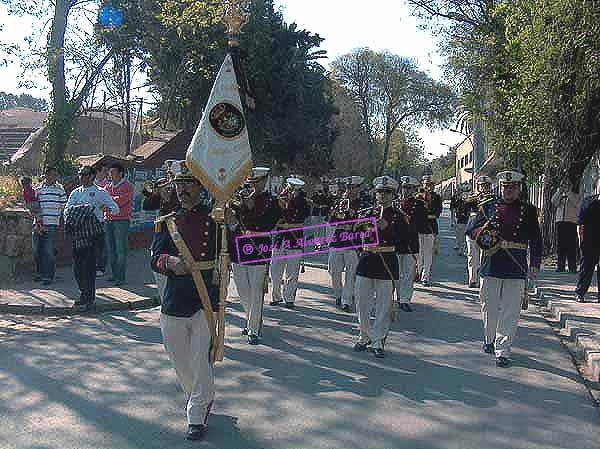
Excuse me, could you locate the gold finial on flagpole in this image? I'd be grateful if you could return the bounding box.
[223,0,249,47]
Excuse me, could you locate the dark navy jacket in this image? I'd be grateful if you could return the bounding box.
[356,205,414,280]
[398,197,423,255]
[151,204,220,317]
[467,198,542,279]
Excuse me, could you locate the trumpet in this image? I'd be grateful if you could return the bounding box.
[230,184,256,208]
[143,180,155,194]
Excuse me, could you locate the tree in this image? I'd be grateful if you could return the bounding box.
[1,0,117,171]
[116,0,336,175]
[332,48,456,176]
[409,0,600,253]
[0,92,48,111]
[385,129,428,179]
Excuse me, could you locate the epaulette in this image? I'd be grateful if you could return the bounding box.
[154,212,176,232]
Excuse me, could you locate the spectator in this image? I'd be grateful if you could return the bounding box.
[104,163,134,286]
[22,176,42,278]
[551,181,583,272]
[574,178,600,303]
[64,165,118,307]
[32,167,67,285]
[94,163,110,189]
[94,163,110,276]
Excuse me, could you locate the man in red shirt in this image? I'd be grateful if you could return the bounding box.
[104,163,134,285]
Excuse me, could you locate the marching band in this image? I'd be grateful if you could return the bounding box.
[149,160,541,439]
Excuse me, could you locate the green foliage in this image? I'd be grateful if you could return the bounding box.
[331,48,456,176]
[0,92,48,111]
[410,0,600,186]
[385,129,428,179]
[104,0,336,175]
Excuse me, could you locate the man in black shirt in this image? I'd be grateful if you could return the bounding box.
[575,181,600,303]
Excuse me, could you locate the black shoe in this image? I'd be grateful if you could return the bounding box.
[341,304,351,313]
[241,327,248,336]
[335,297,342,307]
[34,275,43,282]
[556,268,565,273]
[187,424,207,440]
[422,280,430,287]
[373,348,385,358]
[284,302,295,309]
[469,282,478,288]
[42,279,53,286]
[270,299,283,306]
[483,343,494,354]
[575,294,585,303]
[247,335,259,345]
[353,339,371,352]
[495,356,510,368]
[399,303,412,312]
[73,300,86,307]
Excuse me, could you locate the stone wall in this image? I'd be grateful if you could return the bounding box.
[0,207,154,281]
[0,207,34,279]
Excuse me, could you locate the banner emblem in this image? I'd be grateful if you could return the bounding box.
[209,103,245,139]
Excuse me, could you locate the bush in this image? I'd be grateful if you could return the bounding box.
[0,175,21,210]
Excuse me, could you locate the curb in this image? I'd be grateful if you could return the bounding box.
[541,295,600,386]
[302,262,328,270]
[0,296,161,317]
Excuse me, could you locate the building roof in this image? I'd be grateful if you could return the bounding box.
[131,129,183,160]
[0,108,47,129]
[77,153,135,168]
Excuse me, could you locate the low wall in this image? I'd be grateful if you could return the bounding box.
[0,207,154,281]
[0,207,35,279]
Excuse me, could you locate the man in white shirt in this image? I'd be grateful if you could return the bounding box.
[64,165,119,306]
[32,167,67,285]
[551,182,583,272]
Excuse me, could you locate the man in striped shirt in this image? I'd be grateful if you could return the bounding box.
[33,167,67,285]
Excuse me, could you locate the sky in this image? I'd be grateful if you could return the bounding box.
[0,0,467,158]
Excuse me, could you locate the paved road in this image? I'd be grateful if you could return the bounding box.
[1,213,599,449]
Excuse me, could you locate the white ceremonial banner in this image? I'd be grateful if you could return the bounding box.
[186,53,253,203]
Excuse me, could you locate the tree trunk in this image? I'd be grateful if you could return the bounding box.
[45,0,72,168]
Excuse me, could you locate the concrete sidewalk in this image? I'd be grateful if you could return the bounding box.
[535,267,600,388]
[0,250,160,315]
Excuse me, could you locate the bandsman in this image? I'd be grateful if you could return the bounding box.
[270,176,311,308]
[466,170,542,368]
[354,176,415,358]
[450,183,471,257]
[227,167,282,344]
[328,176,364,311]
[464,175,494,288]
[394,176,424,311]
[417,175,442,286]
[150,162,222,440]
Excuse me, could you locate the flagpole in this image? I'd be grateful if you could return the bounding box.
[213,0,251,362]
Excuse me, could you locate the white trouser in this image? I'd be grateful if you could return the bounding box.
[395,254,417,303]
[233,263,267,336]
[153,272,168,301]
[160,311,215,425]
[328,249,359,305]
[418,234,434,282]
[466,237,481,284]
[356,275,393,349]
[270,247,302,303]
[479,276,526,358]
[455,223,466,254]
